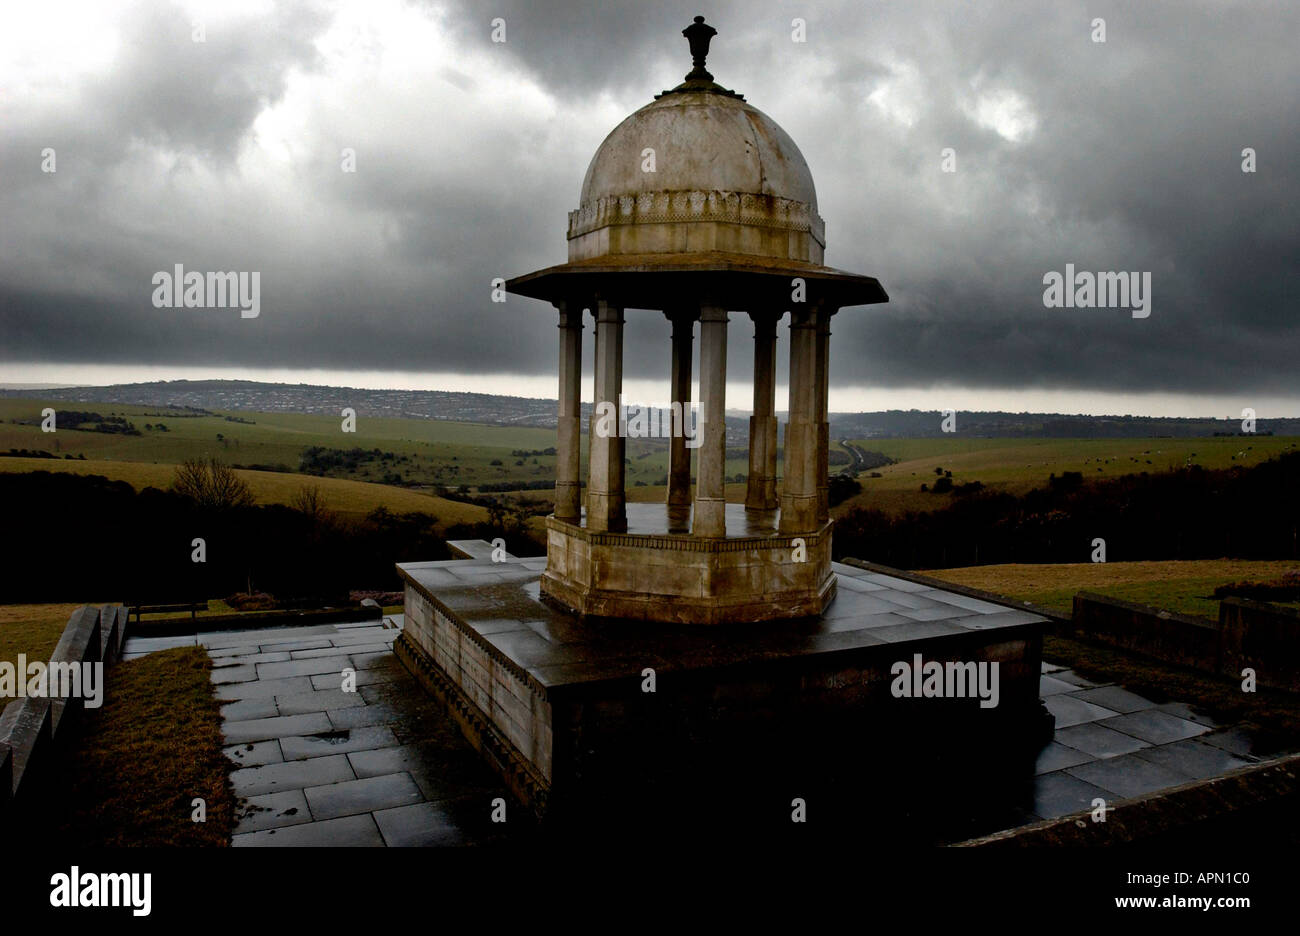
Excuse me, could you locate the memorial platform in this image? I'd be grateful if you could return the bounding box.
[397,551,1051,830]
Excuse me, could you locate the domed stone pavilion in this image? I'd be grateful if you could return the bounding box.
[396,17,1050,825]
[508,15,888,625]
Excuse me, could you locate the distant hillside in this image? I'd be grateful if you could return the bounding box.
[3,380,1297,439]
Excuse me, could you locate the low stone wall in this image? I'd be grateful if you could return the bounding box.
[127,604,382,638]
[0,604,126,811]
[1219,597,1300,690]
[1070,592,1300,691]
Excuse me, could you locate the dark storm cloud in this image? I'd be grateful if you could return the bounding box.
[1,0,1296,396]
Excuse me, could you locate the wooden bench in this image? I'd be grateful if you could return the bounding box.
[124,600,208,624]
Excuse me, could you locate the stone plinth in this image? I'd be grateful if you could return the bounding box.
[396,554,1051,831]
[542,503,833,625]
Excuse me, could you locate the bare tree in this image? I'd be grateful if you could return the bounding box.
[172,456,255,510]
[293,482,334,531]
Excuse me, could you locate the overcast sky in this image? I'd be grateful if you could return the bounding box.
[1,0,1296,416]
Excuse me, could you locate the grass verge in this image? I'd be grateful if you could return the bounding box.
[19,646,235,846]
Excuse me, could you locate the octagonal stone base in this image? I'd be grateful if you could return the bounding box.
[542,506,834,625]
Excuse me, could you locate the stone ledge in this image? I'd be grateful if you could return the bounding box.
[841,559,1072,626]
[0,604,125,808]
[393,631,549,817]
[957,751,1300,847]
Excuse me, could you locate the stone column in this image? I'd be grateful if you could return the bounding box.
[746,310,780,512]
[587,299,626,533]
[665,309,695,532]
[692,304,728,538]
[554,300,584,524]
[779,305,819,534]
[815,304,833,524]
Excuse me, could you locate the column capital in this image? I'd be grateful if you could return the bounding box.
[699,304,729,324]
[555,299,588,328]
[594,299,624,324]
[789,305,817,328]
[662,305,700,324]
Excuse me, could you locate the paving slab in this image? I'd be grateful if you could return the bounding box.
[211,651,292,667]
[1044,694,1121,729]
[231,753,355,796]
[235,790,313,834]
[373,801,473,847]
[1068,685,1159,714]
[1066,753,1192,799]
[327,702,403,731]
[210,664,258,685]
[232,814,384,847]
[1101,710,1211,745]
[215,675,315,702]
[347,742,496,802]
[1052,670,1109,689]
[1133,738,1252,781]
[311,668,396,690]
[1038,675,1081,697]
[1151,701,1218,728]
[224,739,284,768]
[257,655,355,680]
[304,772,423,820]
[1055,722,1152,759]
[348,650,395,670]
[1034,741,1098,775]
[275,688,367,716]
[201,626,342,650]
[1198,727,1264,759]
[291,643,389,660]
[223,712,332,745]
[220,698,279,721]
[1031,770,1113,820]
[255,638,336,653]
[279,725,398,762]
[328,629,398,647]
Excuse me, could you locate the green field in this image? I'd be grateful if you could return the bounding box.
[924,559,1300,618]
[0,395,756,504]
[838,435,1300,518]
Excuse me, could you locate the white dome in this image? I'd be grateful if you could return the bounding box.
[567,89,826,264]
[579,91,819,211]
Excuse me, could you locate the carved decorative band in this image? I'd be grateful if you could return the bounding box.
[545,515,826,552]
[568,190,826,245]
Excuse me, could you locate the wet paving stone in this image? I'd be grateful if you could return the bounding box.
[257,655,355,680]
[231,753,355,796]
[1044,694,1121,728]
[235,790,312,834]
[1054,722,1152,759]
[1031,771,1113,820]
[232,814,384,847]
[1034,741,1097,775]
[1133,738,1252,780]
[304,772,423,820]
[220,697,279,721]
[223,712,332,745]
[275,688,367,716]
[1100,710,1211,745]
[1069,686,1159,714]
[1065,753,1192,799]
[224,739,284,768]
[279,725,398,762]
[309,667,396,691]
[210,664,258,685]
[215,675,315,702]
[1038,675,1082,696]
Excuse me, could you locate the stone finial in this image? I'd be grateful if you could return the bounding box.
[682,15,717,82]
